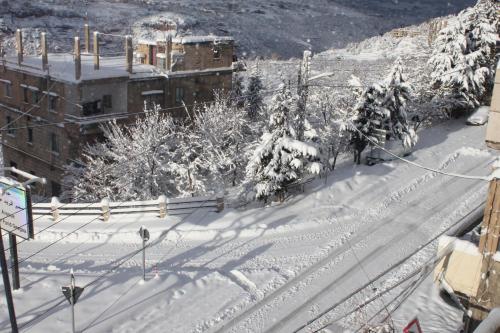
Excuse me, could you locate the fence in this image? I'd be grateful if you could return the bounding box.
[32,194,224,221]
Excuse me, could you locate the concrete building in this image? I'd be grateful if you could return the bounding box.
[0,29,234,196]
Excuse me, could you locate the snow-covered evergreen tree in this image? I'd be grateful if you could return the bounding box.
[429,2,497,111]
[245,68,264,120]
[383,58,417,148]
[350,83,389,164]
[246,84,321,201]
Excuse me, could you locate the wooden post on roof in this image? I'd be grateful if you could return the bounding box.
[93,31,99,70]
[125,35,133,74]
[166,35,172,71]
[74,37,81,80]
[84,24,90,53]
[41,32,48,71]
[15,29,23,65]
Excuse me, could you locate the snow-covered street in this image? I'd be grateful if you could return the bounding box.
[0,119,493,332]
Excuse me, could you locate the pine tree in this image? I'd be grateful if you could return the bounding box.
[351,83,389,164]
[429,3,497,111]
[383,58,417,148]
[245,68,264,120]
[246,85,321,201]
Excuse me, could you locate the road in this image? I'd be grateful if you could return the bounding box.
[0,120,493,333]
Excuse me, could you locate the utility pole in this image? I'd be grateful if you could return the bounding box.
[9,233,20,290]
[296,50,312,141]
[466,162,500,332]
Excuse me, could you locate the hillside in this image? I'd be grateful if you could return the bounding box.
[0,0,476,58]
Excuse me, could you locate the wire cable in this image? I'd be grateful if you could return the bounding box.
[292,201,484,333]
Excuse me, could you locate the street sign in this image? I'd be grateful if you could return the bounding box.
[139,226,150,241]
[403,318,423,333]
[62,286,85,305]
[0,178,33,240]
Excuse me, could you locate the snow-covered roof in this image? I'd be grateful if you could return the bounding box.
[173,35,234,45]
[139,35,234,46]
[2,53,162,83]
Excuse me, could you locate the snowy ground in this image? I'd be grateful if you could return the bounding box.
[0,0,475,58]
[0,119,495,332]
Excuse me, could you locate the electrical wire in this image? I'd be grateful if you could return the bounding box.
[291,201,484,333]
[348,121,490,181]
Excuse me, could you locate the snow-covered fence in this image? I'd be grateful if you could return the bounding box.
[33,195,225,221]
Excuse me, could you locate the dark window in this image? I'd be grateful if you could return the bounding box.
[175,87,184,104]
[22,87,28,103]
[27,127,33,143]
[32,90,39,104]
[213,47,221,59]
[102,95,112,108]
[9,161,17,179]
[50,132,59,153]
[51,181,61,197]
[49,95,58,111]
[82,101,102,116]
[4,83,11,97]
[143,94,163,109]
[6,115,14,136]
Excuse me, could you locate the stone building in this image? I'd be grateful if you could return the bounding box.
[0,28,234,196]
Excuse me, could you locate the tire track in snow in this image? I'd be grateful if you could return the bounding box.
[207,152,491,333]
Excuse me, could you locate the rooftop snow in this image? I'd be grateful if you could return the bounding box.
[139,35,234,45]
[3,53,162,83]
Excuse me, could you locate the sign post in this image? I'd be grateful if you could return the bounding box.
[0,168,44,333]
[8,233,19,290]
[139,226,150,280]
[0,228,18,333]
[61,269,84,333]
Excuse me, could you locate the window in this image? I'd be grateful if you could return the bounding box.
[48,95,58,112]
[82,101,102,116]
[22,87,28,103]
[32,90,39,105]
[213,46,221,59]
[6,115,14,136]
[51,181,61,197]
[27,127,33,143]
[50,132,59,153]
[4,83,11,98]
[9,161,17,179]
[175,87,184,104]
[102,95,112,109]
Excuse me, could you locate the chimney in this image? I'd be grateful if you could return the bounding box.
[15,29,23,65]
[125,35,133,74]
[84,24,90,53]
[166,35,172,71]
[93,31,99,70]
[74,37,81,80]
[41,32,48,71]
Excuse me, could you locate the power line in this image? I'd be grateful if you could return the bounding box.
[348,121,490,181]
[292,201,484,333]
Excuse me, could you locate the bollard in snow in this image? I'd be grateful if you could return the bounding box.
[158,195,167,218]
[51,196,60,221]
[101,198,110,221]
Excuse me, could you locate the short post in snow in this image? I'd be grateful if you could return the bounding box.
[61,269,84,333]
[138,226,150,280]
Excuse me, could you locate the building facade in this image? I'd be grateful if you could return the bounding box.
[0,30,234,196]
